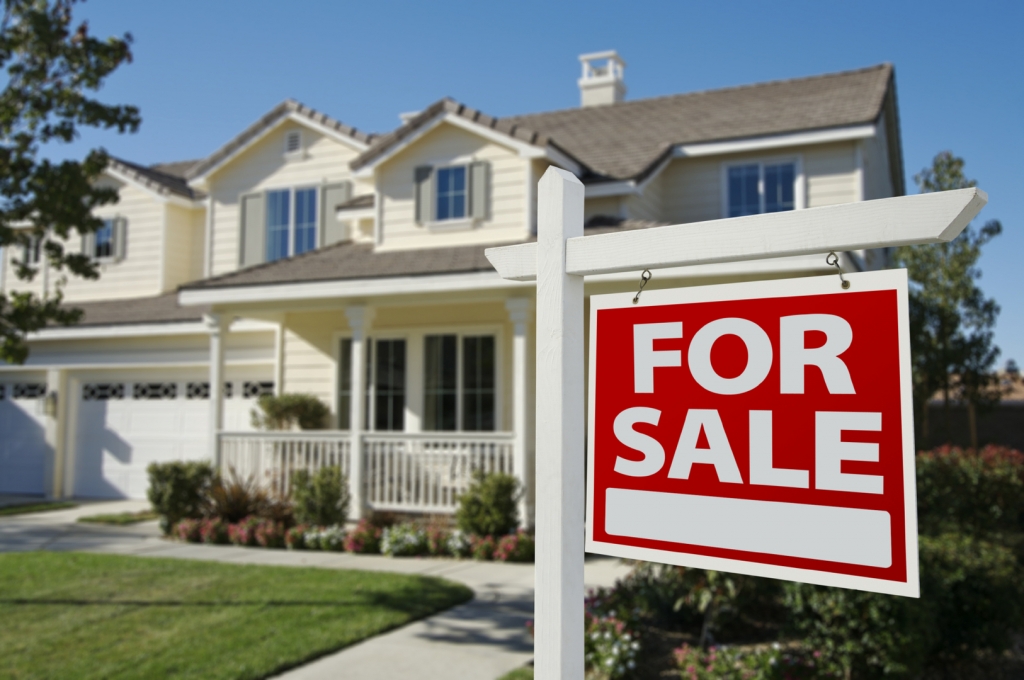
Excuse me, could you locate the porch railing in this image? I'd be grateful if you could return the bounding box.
[218,432,352,498]
[216,430,515,513]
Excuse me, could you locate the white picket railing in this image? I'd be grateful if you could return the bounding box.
[217,430,515,513]
[218,431,352,497]
[363,432,516,513]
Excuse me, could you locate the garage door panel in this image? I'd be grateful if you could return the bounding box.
[0,397,48,495]
[74,378,262,500]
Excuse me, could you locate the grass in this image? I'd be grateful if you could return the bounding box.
[0,552,473,680]
[498,667,534,679]
[0,501,77,517]
[77,510,159,525]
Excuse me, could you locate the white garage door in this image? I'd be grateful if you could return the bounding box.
[0,382,49,495]
[74,378,268,500]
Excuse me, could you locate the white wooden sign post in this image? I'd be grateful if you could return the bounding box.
[485,167,987,680]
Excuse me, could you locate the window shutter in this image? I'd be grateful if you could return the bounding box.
[414,166,433,225]
[321,182,353,246]
[81,231,95,259]
[113,217,128,261]
[240,192,265,267]
[469,161,489,220]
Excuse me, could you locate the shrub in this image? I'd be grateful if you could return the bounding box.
[446,529,471,558]
[199,517,228,544]
[673,643,828,680]
[469,534,496,560]
[381,522,429,557]
[254,519,286,548]
[493,530,535,562]
[285,524,308,550]
[147,461,214,534]
[316,525,347,551]
[291,466,350,527]
[228,516,261,546]
[425,521,450,557]
[251,393,329,430]
[917,445,1024,538]
[205,469,268,524]
[344,519,381,554]
[455,471,520,537]
[174,518,202,543]
[584,612,640,679]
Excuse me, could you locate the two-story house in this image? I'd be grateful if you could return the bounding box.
[0,54,903,525]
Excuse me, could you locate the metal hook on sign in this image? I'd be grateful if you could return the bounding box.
[826,251,850,290]
[632,269,652,305]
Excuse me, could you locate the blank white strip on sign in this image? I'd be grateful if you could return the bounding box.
[605,488,892,568]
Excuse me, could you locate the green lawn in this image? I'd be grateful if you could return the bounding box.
[77,510,159,525]
[498,667,534,680]
[0,501,76,517]
[0,552,473,680]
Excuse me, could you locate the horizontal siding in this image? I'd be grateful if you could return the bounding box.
[163,204,203,289]
[208,123,363,277]
[863,114,894,201]
[3,181,167,302]
[377,122,528,251]
[624,172,664,222]
[662,157,722,224]
[282,311,341,421]
[805,142,859,208]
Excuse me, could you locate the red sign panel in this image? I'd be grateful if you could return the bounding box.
[586,270,919,596]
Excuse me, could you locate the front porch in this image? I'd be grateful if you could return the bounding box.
[218,430,515,516]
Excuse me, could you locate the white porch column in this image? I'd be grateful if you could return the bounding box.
[506,297,533,528]
[44,368,68,499]
[204,313,227,468]
[535,168,585,680]
[346,306,374,520]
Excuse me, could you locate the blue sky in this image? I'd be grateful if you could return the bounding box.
[63,0,1023,364]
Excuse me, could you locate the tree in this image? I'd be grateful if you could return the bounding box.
[893,151,1002,449]
[0,0,139,364]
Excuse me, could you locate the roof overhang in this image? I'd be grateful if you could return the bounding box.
[26,318,276,342]
[104,164,198,208]
[353,112,582,178]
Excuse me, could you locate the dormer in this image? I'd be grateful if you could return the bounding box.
[578,50,626,107]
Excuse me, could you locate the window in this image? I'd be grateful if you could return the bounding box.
[373,339,405,431]
[435,166,467,221]
[726,161,798,217]
[95,219,114,259]
[423,334,495,432]
[265,187,317,262]
[21,236,41,266]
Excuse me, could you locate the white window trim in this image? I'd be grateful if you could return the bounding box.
[92,218,118,264]
[720,155,804,219]
[265,185,320,260]
[332,323,503,434]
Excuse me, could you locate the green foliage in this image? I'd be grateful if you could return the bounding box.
[673,643,828,680]
[290,465,350,527]
[146,460,214,534]
[0,500,76,516]
[0,0,140,364]
[455,470,520,537]
[381,522,429,557]
[251,393,329,430]
[893,151,1003,446]
[204,468,269,524]
[916,445,1024,538]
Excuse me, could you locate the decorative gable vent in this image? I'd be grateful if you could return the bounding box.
[284,130,302,155]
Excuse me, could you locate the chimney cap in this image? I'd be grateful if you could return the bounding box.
[579,50,626,67]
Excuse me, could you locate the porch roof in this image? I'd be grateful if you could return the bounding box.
[178,218,663,293]
[69,291,210,326]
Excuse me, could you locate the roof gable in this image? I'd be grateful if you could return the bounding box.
[106,156,202,202]
[187,99,376,186]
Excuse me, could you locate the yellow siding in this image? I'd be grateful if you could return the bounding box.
[624,172,665,222]
[862,114,895,201]
[3,180,168,302]
[376,122,528,251]
[163,204,205,289]
[661,156,722,224]
[207,122,364,277]
[804,142,859,208]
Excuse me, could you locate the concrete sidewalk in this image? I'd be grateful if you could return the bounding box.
[0,501,631,679]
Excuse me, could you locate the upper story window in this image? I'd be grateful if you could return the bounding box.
[21,235,41,266]
[435,166,467,221]
[265,187,317,262]
[414,161,489,227]
[726,161,798,218]
[82,218,126,262]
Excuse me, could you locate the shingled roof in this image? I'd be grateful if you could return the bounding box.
[353,63,896,183]
[107,157,204,200]
[181,218,664,291]
[68,291,209,326]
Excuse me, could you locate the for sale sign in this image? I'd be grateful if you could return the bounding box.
[586,270,919,596]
